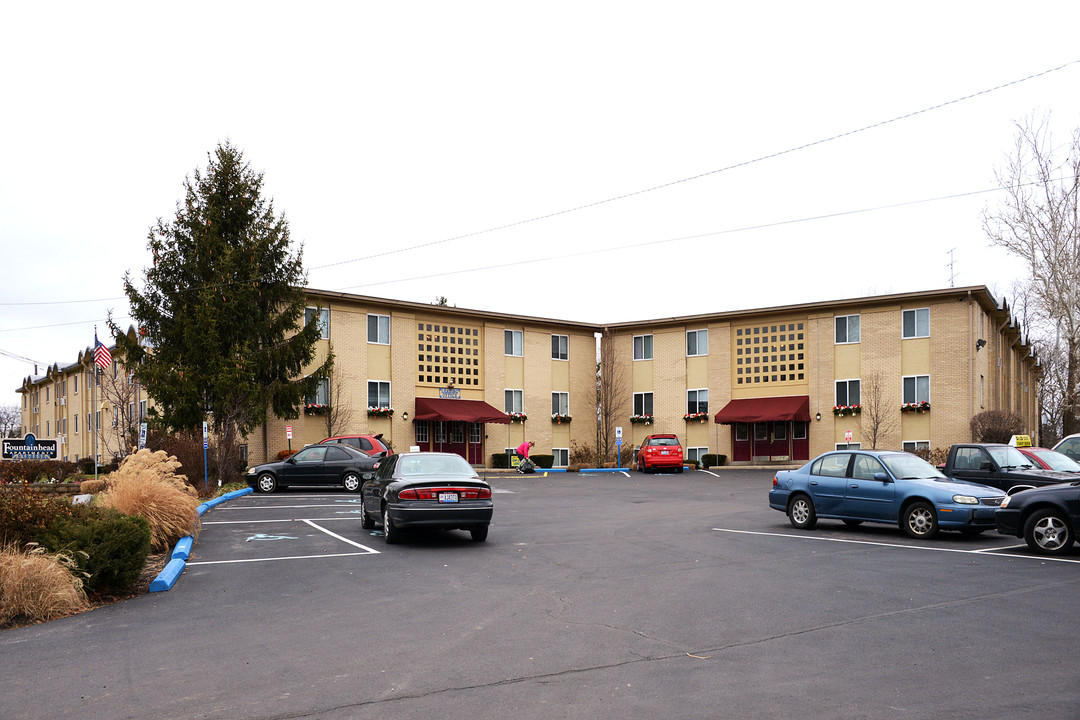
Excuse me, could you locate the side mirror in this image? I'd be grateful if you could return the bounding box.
[873,472,890,483]
[362,471,376,482]
[979,461,994,471]
[286,457,297,465]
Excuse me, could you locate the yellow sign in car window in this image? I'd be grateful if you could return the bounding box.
[1009,434,1032,447]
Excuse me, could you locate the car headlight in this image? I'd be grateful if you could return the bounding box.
[952,494,979,504]
[246,467,256,475]
[1000,495,1011,508]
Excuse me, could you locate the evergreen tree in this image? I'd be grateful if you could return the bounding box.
[112,142,331,479]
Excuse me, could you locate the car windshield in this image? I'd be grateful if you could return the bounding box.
[1030,449,1080,472]
[987,445,1034,469]
[648,437,679,446]
[880,454,945,480]
[398,455,475,477]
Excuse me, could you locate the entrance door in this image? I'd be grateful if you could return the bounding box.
[769,422,790,461]
[732,423,751,462]
[792,421,809,461]
[752,423,770,460]
[468,423,483,465]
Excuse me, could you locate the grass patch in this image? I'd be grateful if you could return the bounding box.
[0,544,89,625]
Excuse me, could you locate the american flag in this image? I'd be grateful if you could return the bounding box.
[94,331,112,370]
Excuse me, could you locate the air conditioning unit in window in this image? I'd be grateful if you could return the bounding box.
[60,397,66,406]
[33,406,39,414]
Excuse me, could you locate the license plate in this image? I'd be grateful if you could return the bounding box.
[439,492,459,503]
[660,450,669,455]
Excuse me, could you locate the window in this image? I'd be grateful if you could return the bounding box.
[139,400,147,421]
[835,379,861,407]
[687,447,708,464]
[812,453,851,477]
[367,314,390,344]
[687,329,708,356]
[903,375,930,404]
[551,392,569,416]
[505,330,523,356]
[305,307,330,339]
[852,455,886,480]
[551,334,568,361]
[74,375,78,394]
[834,443,861,451]
[450,422,464,444]
[505,389,523,414]
[633,335,653,360]
[633,392,654,416]
[307,377,330,407]
[902,441,929,454]
[415,421,430,443]
[687,389,709,414]
[553,448,569,467]
[470,424,482,444]
[435,422,447,443]
[735,423,749,442]
[835,315,860,344]
[74,414,79,434]
[902,308,929,338]
[367,381,390,408]
[792,421,807,440]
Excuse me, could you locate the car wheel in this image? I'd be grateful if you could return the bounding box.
[640,459,649,474]
[1023,508,1074,555]
[360,491,375,530]
[256,473,277,494]
[383,507,400,544]
[470,524,489,542]
[342,472,361,493]
[788,494,817,530]
[902,501,938,539]
[676,465,684,474]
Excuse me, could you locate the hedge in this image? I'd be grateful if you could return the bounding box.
[38,506,152,594]
[701,454,727,468]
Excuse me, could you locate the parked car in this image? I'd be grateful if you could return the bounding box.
[996,480,1080,555]
[1017,447,1080,474]
[769,450,1006,539]
[636,434,684,473]
[319,433,393,457]
[245,443,378,493]
[360,452,492,544]
[939,443,1074,492]
[1052,433,1080,463]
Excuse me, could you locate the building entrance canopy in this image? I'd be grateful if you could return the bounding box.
[413,397,511,424]
[714,396,811,424]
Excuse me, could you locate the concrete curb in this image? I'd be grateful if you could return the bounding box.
[149,487,254,592]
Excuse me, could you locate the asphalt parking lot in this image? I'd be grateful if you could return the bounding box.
[2,468,1078,720]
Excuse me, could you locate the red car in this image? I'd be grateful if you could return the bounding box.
[1018,446,1080,474]
[319,433,394,458]
[636,434,684,474]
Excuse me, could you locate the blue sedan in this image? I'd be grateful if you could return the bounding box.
[769,450,1006,539]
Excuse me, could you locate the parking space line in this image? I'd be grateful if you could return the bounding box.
[302,519,380,552]
[712,528,1080,563]
[187,552,375,566]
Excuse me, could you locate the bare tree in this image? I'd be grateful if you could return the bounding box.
[323,368,355,438]
[0,404,19,438]
[98,365,139,460]
[860,371,900,450]
[597,330,629,463]
[983,116,1080,437]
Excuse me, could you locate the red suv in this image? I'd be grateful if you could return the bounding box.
[636,434,684,474]
[319,434,394,458]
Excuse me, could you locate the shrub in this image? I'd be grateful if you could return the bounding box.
[37,506,151,594]
[701,454,727,468]
[0,544,89,625]
[80,479,106,494]
[491,453,510,469]
[98,450,200,552]
[277,449,293,461]
[0,488,78,548]
[913,446,950,467]
[531,454,554,469]
[0,460,79,485]
[970,410,1025,443]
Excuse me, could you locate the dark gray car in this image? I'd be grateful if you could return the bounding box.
[245,443,379,493]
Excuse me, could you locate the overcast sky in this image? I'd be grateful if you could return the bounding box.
[3,2,1080,409]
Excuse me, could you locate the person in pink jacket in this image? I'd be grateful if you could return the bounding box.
[515,440,535,471]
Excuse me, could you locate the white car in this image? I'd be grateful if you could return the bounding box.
[1052,434,1080,463]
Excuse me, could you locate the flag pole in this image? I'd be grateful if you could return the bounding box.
[93,326,98,483]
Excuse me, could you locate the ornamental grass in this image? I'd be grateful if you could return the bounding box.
[97,449,200,552]
[0,543,89,625]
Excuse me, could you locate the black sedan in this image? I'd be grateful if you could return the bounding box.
[245,444,379,493]
[360,452,492,544]
[996,480,1080,555]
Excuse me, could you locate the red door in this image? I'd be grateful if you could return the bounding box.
[769,422,790,460]
[732,423,751,462]
[752,423,770,460]
[792,421,809,461]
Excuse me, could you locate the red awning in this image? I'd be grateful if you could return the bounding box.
[714,396,811,424]
[413,397,511,424]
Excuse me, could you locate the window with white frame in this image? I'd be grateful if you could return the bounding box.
[305,307,330,339]
[687,389,708,414]
[551,334,568,361]
[735,423,749,442]
[367,381,390,408]
[435,422,447,443]
[551,392,569,416]
[687,329,708,357]
[792,421,807,440]
[367,314,390,344]
[902,308,929,338]
[505,389,523,414]
[835,315,860,344]
[633,392,654,416]
[74,414,79,434]
[835,379,861,407]
[553,448,569,467]
[902,440,929,454]
[307,377,329,407]
[687,447,708,464]
[505,329,523,356]
[835,442,862,450]
[633,334,653,360]
[903,375,930,404]
[469,424,482,444]
[139,400,147,421]
[415,421,430,443]
[450,422,464,443]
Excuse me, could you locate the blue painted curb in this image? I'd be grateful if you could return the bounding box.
[149,487,254,593]
[172,536,193,560]
[149,558,185,592]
